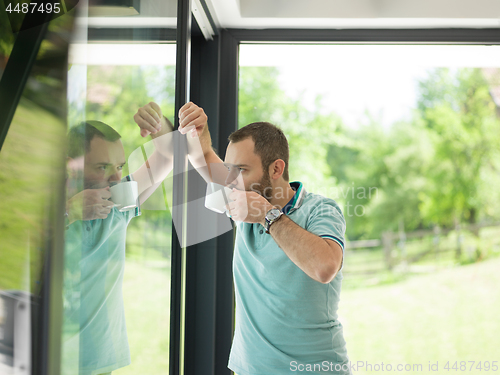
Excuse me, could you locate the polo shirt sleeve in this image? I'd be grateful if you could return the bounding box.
[305,197,346,272]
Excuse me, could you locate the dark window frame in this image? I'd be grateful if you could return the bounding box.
[181,24,500,375]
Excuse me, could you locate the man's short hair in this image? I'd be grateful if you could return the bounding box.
[228,122,289,181]
[68,121,121,158]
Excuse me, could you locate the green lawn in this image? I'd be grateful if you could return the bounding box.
[339,257,500,374]
[114,260,171,375]
[115,252,500,375]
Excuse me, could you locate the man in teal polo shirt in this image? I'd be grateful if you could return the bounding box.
[174,102,351,374]
[63,103,174,375]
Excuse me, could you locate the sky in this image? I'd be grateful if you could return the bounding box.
[240,44,500,128]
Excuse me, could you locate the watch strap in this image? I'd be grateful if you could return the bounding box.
[265,208,284,234]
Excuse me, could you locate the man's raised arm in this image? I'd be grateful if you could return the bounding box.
[133,101,226,195]
[178,102,225,183]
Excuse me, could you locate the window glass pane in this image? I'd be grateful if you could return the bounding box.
[239,43,500,368]
[62,4,176,374]
[0,11,74,374]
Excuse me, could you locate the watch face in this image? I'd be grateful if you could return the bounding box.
[267,208,281,220]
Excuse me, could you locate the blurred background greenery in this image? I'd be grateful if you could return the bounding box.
[240,65,500,240]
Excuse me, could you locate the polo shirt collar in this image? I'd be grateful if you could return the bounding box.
[282,181,306,215]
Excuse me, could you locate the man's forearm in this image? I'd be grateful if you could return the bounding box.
[187,138,223,183]
[267,215,342,284]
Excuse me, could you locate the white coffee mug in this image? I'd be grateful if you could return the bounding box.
[204,182,233,214]
[110,181,139,212]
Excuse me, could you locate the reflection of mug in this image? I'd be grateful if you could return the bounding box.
[205,182,233,214]
[110,181,139,212]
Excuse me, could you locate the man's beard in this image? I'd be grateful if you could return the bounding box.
[249,172,273,201]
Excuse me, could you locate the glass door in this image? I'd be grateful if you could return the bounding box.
[62,0,177,374]
[0,4,76,375]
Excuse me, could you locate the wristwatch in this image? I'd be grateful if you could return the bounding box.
[264,207,284,234]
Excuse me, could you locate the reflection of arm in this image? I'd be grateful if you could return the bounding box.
[66,188,114,224]
[132,115,174,204]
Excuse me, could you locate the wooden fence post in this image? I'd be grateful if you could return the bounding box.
[382,231,394,270]
[455,220,463,261]
[397,220,407,272]
[433,225,441,262]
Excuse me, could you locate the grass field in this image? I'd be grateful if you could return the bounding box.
[114,260,171,375]
[339,257,500,374]
[114,253,500,374]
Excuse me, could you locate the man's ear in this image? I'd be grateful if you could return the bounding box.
[269,159,286,180]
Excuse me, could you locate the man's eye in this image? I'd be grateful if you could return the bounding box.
[238,168,245,172]
[118,166,124,170]
[98,166,106,171]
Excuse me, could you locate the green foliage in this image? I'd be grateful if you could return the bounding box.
[334,68,500,239]
[329,114,435,239]
[239,66,344,192]
[417,68,500,227]
[239,66,500,242]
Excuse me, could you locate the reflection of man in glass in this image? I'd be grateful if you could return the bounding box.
[63,105,173,375]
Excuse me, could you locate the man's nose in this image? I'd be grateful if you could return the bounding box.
[108,170,121,183]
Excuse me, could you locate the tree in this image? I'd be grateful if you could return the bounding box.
[239,66,500,241]
[239,66,344,195]
[326,112,435,239]
[417,68,500,227]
